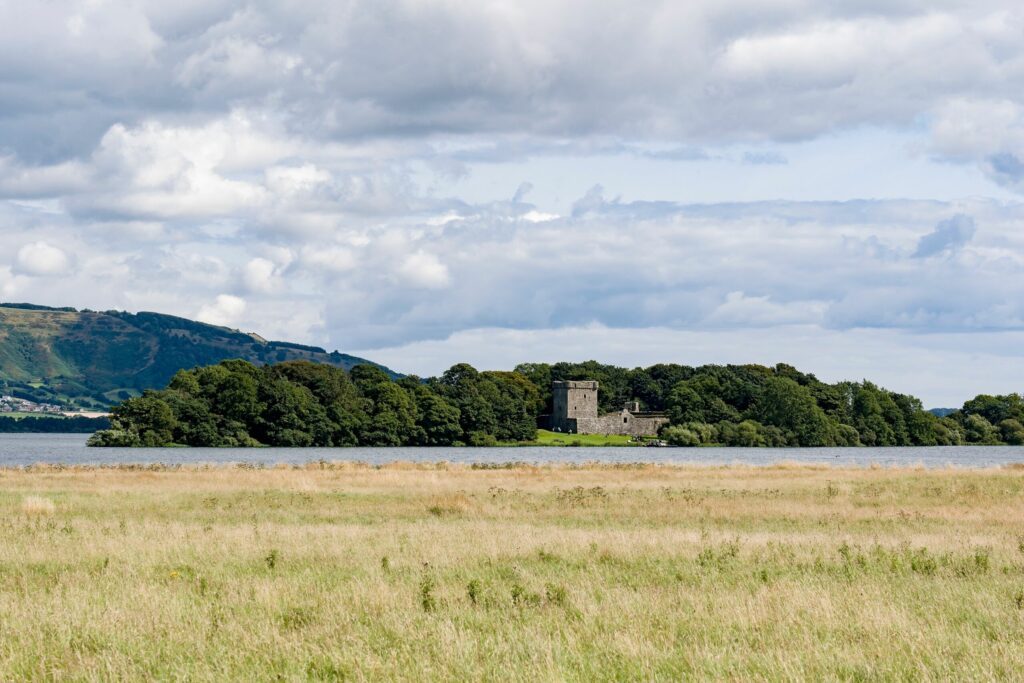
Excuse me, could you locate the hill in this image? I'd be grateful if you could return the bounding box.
[928,408,957,418]
[0,304,396,409]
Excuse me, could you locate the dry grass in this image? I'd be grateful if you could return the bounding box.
[0,462,1023,680]
[19,495,55,516]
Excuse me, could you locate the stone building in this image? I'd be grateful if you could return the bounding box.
[548,380,669,436]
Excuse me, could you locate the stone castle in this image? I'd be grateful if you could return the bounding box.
[548,380,669,436]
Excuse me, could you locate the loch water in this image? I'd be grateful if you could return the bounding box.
[1,433,1024,468]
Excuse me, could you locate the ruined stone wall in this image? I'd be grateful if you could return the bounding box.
[576,411,669,437]
[549,379,668,436]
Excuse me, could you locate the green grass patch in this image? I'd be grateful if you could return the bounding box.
[0,412,66,420]
[505,429,644,447]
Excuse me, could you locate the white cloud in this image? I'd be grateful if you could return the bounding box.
[82,118,271,219]
[14,242,71,276]
[3,0,1024,408]
[0,1,1021,160]
[706,291,826,326]
[176,35,303,94]
[300,246,357,274]
[397,251,451,289]
[158,250,230,288]
[196,294,247,327]
[0,266,19,297]
[522,209,560,223]
[242,257,281,294]
[929,99,1024,189]
[265,164,332,197]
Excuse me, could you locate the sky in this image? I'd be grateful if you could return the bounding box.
[2,1,1024,407]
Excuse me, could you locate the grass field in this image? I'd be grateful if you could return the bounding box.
[1,462,1023,680]
[0,412,63,420]
[515,429,641,446]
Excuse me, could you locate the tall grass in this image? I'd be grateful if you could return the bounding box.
[20,495,55,516]
[0,463,1022,680]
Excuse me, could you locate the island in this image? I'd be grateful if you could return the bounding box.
[89,359,1024,447]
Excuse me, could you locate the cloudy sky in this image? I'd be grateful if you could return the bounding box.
[2,1,1024,406]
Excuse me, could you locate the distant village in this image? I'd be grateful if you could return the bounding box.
[0,395,65,415]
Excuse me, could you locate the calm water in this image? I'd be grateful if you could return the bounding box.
[1,433,1023,468]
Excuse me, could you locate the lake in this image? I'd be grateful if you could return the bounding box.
[1,433,1023,468]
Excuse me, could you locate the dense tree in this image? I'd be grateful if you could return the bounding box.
[961,394,1024,426]
[754,377,835,446]
[101,394,178,447]
[90,359,536,447]
[90,357,1023,449]
[403,383,463,446]
[0,416,109,434]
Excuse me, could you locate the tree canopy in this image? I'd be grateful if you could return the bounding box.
[90,358,1022,448]
[89,360,538,448]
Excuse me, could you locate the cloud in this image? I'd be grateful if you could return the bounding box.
[3,1,1024,408]
[913,214,976,257]
[300,246,357,274]
[571,185,608,217]
[0,266,19,297]
[928,99,1024,190]
[0,2,1022,161]
[706,291,825,326]
[242,257,282,294]
[742,151,787,165]
[14,242,71,276]
[196,294,247,327]
[397,252,451,289]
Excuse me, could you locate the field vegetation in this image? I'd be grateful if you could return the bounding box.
[513,429,641,447]
[1,463,1023,679]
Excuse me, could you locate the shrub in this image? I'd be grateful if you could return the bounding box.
[468,431,498,447]
[420,576,437,612]
[545,583,568,606]
[264,549,280,571]
[662,426,700,447]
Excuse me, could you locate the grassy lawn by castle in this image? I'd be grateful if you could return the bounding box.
[1,463,1024,680]
[509,429,642,446]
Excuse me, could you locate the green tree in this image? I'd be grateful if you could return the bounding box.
[358,380,418,446]
[400,381,463,446]
[110,394,177,446]
[754,377,834,447]
[434,364,498,439]
[961,414,1000,444]
[852,383,896,446]
[998,418,1024,445]
[271,362,369,445]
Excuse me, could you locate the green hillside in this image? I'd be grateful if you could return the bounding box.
[0,304,395,409]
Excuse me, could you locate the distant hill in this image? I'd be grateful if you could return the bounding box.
[0,303,396,409]
[928,408,957,418]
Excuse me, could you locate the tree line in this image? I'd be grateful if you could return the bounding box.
[89,361,539,447]
[517,360,1024,447]
[89,358,1024,447]
[0,415,110,434]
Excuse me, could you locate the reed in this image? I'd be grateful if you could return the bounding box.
[0,463,1022,680]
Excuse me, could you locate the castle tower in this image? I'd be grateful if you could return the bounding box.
[551,380,598,431]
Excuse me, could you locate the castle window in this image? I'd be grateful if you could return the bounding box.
[623,417,628,423]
